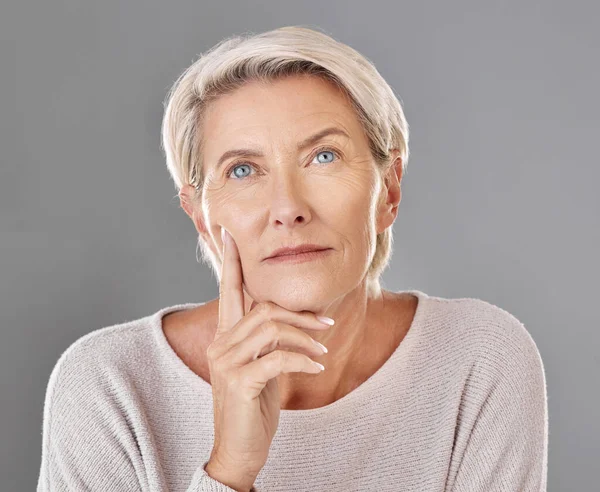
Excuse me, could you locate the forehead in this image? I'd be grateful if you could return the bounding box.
[201,75,364,160]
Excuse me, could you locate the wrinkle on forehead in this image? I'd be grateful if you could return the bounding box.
[199,76,368,176]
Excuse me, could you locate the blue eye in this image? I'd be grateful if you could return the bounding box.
[225,147,340,180]
[228,163,253,180]
[314,149,336,164]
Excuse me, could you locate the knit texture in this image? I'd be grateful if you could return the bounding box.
[36,289,548,491]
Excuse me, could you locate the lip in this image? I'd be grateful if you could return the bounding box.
[264,248,333,264]
[265,244,331,260]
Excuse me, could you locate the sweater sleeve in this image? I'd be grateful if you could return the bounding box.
[185,461,258,492]
[450,320,549,492]
[36,347,147,492]
[36,346,258,492]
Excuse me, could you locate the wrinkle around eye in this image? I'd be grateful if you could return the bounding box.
[223,147,343,181]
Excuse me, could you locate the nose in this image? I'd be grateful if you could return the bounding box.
[267,171,312,229]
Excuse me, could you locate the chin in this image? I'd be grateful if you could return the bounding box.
[247,277,336,312]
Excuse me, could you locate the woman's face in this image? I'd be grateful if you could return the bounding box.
[190,75,400,312]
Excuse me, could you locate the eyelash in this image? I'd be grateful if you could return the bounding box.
[224,146,341,180]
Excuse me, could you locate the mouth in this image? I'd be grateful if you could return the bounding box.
[264,244,331,260]
[263,248,333,264]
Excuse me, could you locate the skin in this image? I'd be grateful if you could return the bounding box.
[169,74,417,410]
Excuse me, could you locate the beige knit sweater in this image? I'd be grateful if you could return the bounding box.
[36,289,548,491]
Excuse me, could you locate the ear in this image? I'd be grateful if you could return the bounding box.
[376,151,404,235]
[179,184,219,258]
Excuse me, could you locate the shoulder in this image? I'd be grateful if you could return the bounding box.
[423,293,545,378]
[46,312,156,392]
[45,313,169,414]
[43,302,210,402]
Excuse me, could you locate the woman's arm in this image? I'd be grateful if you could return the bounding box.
[36,348,144,491]
[449,320,548,492]
[36,346,255,492]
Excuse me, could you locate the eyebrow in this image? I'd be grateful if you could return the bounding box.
[215,126,351,171]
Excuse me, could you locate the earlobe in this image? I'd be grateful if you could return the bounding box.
[193,209,210,238]
[196,217,221,261]
[179,185,211,241]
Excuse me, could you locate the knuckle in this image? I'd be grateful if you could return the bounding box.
[260,319,279,338]
[255,301,275,319]
[276,349,287,368]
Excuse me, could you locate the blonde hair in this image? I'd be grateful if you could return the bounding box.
[161,25,410,291]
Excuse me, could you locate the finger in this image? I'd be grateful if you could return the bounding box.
[217,227,245,334]
[239,351,324,399]
[226,321,327,365]
[222,302,333,353]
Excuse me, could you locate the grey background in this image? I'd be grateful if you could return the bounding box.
[2,0,598,490]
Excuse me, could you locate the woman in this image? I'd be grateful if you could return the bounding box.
[37,26,548,491]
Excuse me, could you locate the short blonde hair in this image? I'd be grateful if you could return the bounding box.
[161,25,410,290]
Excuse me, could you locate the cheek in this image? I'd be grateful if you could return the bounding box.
[205,190,248,226]
[346,180,382,247]
[336,180,377,227]
[208,203,263,257]
[324,189,377,254]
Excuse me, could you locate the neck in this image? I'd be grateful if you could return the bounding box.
[271,279,393,410]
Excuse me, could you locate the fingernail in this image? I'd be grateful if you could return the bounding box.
[317,316,335,325]
[221,228,229,245]
[312,340,328,353]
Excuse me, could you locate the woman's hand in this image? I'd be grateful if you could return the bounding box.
[204,228,333,491]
